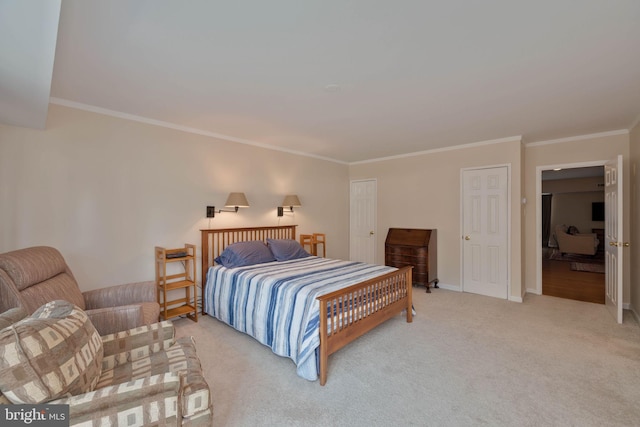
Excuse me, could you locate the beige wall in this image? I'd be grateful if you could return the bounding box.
[520,146,526,298]
[349,139,523,300]
[2,103,635,313]
[523,133,631,303]
[630,120,640,320]
[0,105,350,291]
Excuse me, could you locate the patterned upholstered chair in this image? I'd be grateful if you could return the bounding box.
[0,246,159,336]
[0,301,212,426]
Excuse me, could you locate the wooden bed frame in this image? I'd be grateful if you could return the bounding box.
[200,225,413,385]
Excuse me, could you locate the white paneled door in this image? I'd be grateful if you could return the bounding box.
[605,155,624,324]
[462,166,509,299]
[350,179,377,264]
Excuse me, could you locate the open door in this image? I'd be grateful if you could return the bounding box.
[605,155,623,324]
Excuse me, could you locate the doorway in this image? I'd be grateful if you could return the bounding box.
[538,164,605,303]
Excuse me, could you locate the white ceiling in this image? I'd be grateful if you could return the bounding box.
[5,1,640,163]
[0,0,60,129]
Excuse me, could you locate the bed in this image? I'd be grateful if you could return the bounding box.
[201,225,413,385]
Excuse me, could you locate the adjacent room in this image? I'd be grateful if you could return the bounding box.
[1,1,640,426]
[541,166,606,304]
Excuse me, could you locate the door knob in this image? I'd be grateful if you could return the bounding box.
[464,236,471,240]
[369,231,375,236]
[609,241,619,247]
[623,242,630,247]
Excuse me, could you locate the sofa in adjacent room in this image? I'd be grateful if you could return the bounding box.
[554,224,599,256]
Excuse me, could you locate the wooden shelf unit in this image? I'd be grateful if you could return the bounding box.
[155,244,198,322]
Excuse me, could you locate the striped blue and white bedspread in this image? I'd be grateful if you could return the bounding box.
[204,256,397,381]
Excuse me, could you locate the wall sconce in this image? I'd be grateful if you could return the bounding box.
[206,192,249,218]
[277,194,301,217]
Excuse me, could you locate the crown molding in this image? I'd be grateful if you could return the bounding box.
[47,97,638,164]
[525,129,629,147]
[49,97,348,165]
[349,135,522,165]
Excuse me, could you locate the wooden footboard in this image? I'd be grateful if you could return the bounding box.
[317,266,413,386]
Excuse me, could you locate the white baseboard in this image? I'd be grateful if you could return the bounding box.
[623,303,640,324]
[436,283,460,292]
[454,288,639,321]
[435,283,522,303]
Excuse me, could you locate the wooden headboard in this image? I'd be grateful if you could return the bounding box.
[200,225,297,309]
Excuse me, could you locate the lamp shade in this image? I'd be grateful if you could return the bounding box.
[282,195,301,207]
[225,192,249,208]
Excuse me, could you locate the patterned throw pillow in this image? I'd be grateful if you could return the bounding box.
[0,300,103,404]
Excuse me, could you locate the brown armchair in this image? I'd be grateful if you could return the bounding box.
[0,246,160,335]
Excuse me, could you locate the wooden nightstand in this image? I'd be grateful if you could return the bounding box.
[300,233,326,257]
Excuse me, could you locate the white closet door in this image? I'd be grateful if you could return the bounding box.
[350,179,377,264]
[462,166,509,299]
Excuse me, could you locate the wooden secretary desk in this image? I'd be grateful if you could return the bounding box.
[385,228,438,293]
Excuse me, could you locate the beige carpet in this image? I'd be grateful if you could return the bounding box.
[174,290,640,427]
